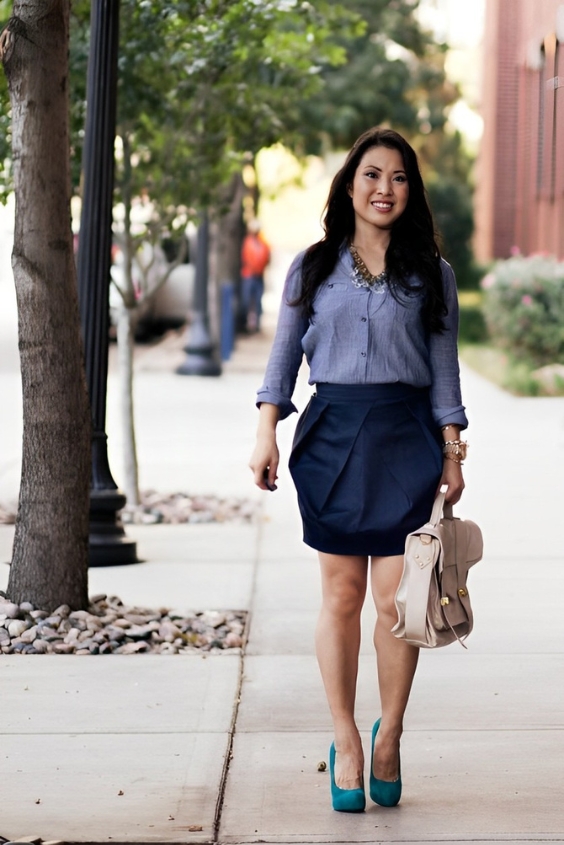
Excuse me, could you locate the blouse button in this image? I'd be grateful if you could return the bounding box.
[361,317,367,322]
[328,284,334,288]
[361,352,367,357]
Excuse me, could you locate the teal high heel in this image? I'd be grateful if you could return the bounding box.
[369,719,402,807]
[329,742,366,813]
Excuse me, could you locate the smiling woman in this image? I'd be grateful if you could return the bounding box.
[249,126,469,813]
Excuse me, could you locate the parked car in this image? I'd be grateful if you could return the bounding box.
[109,237,194,341]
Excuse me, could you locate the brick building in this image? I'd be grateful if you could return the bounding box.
[474,0,564,261]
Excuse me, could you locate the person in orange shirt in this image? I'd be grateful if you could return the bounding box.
[240,219,271,332]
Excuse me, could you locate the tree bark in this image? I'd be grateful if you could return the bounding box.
[2,0,91,611]
[116,304,139,506]
[212,171,246,337]
[214,171,246,289]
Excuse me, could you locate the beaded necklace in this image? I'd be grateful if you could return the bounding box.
[349,244,387,293]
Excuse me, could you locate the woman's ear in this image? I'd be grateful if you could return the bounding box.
[346,183,353,198]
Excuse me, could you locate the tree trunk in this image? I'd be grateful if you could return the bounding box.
[212,171,246,336]
[114,135,140,505]
[2,0,91,611]
[214,172,247,287]
[116,304,139,506]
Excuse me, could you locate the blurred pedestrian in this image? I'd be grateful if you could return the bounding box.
[240,219,271,332]
[249,127,468,812]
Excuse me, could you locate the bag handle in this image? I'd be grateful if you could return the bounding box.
[428,485,454,527]
[428,487,446,527]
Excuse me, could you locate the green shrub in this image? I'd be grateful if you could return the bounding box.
[481,253,564,366]
[459,305,488,344]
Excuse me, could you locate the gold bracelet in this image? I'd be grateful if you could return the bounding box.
[442,439,468,462]
[441,424,458,432]
[444,452,464,465]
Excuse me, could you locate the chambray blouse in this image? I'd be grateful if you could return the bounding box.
[257,246,468,429]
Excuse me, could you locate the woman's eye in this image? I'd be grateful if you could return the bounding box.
[394,175,407,183]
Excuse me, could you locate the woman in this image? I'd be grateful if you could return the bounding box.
[249,127,467,812]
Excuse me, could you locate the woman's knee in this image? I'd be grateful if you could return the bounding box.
[319,554,367,619]
[376,593,399,622]
[371,554,403,623]
[322,577,365,619]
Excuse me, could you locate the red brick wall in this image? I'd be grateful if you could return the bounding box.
[475,0,564,261]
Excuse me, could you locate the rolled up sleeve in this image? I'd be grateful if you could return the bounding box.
[428,261,468,430]
[256,253,309,420]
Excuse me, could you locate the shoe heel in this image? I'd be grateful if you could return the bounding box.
[369,719,402,807]
[329,742,366,813]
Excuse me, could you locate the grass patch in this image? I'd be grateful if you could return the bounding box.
[459,343,561,396]
[458,290,483,308]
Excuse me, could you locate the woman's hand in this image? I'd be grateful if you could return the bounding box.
[249,434,279,491]
[439,457,465,505]
[249,402,280,491]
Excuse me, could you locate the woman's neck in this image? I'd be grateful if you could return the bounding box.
[351,222,391,254]
[350,226,391,275]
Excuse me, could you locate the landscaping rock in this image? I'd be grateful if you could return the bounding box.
[0,594,247,655]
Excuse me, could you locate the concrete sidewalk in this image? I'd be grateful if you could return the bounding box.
[1,309,564,843]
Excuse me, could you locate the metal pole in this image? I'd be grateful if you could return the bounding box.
[176,213,221,376]
[77,0,137,566]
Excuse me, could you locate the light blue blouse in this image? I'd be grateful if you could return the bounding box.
[257,246,468,429]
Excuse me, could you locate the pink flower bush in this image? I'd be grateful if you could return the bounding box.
[480,273,495,290]
[482,253,564,366]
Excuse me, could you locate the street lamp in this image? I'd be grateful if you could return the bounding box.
[77,0,137,566]
[176,212,221,376]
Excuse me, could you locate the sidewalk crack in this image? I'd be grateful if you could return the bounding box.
[212,497,264,844]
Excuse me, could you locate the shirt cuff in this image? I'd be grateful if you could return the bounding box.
[256,389,298,421]
[432,405,468,430]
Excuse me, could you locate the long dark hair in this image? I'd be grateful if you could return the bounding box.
[295,127,446,332]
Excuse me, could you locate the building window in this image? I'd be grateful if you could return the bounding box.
[553,40,561,198]
[536,47,546,196]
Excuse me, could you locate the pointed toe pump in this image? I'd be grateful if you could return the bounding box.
[329,742,366,813]
[369,719,402,807]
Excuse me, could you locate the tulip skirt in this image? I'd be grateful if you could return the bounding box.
[288,383,443,556]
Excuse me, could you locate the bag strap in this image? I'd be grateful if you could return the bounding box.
[428,488,446,527]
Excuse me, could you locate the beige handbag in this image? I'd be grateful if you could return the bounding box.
[392,488,483,648]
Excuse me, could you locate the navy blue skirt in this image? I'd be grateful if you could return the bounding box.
[288,383,443,556]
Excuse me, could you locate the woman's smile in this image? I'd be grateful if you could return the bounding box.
[372,201,394,212]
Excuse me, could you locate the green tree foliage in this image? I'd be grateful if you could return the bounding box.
[1,0,479,285]
[297,0,479,289]
[424,133,481,290]
[94,0,360,216]
[1,0,361,209]
[298,0,456,153]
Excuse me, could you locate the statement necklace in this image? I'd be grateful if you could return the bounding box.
[349,244,387,293]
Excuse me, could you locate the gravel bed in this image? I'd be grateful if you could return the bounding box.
[0,593,246,655]
[121,489,258,524]
[0,491,258,526]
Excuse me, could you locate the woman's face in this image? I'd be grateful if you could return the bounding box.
[347,145,409,235]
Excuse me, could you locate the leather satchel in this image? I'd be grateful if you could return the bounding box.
[392,488,483,648]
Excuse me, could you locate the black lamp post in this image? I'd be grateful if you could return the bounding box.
[77,0,137,566]
[176,213,221,376]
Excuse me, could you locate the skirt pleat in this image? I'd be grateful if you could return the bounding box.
[289,383,443,556]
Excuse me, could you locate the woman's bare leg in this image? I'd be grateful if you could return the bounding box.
[370,554,419,781]
[316,552,368,789]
